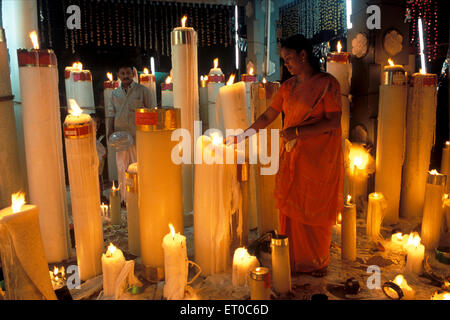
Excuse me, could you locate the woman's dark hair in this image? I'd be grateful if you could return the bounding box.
[280,34,321,72]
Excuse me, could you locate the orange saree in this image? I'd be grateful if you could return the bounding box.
[270,72,344,273]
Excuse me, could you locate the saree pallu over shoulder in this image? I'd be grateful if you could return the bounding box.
[272,72,344,226]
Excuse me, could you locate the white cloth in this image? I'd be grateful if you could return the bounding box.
[116,146,137,201]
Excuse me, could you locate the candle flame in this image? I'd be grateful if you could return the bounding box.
[432,291,450,300]
[107,243,117,256]
[446,141,450,146]
[388,58,395,66]
[165,76,172,84]
[337,212,342,224]
[143,68,149,75]
[337,41,342,53]
[112,181,119,191]
[420,68,426,75]
[213,58,219,69]
[29,31,39,49]
[169,223,175,239]
[407,232,421,248]
[11,192,25,213]
[211,132,223,146]
[346,195,352,205]
[393,274,406,286]
[429,169,439,175]
[72,62,83,71]
[349,147,369,170]
[204,75,208,81]
[393,232,403,241]
[249,67,254,75]
[262,77,267,84]
[107,72,113,81]
[68,99,83,117]
[181,16,187,28]
[256,267,261,272]
[226,74,235,86]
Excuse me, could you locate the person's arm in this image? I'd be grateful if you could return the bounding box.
[280,111,341,142]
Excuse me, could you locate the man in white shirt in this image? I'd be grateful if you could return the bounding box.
[106,65,154,201]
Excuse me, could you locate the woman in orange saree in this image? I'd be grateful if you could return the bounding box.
[231,34,344,277]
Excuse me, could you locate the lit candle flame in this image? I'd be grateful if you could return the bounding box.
[420,68,426,75]
[181,16,187,28]
[337,41,342,53]
[429,169,439,175]
[262,77,267,84]
[256,267,261,272]
[107,243,117,256]
[393,274,406,286]
[107,72,113,81]
[165,76,172,84]
[249,67,254,75]
[393,232,403,241]
[72,62,83,71]
[337,212,342,224]
[204,75,209,81]
[226,74,235,86]
[143,68,149,75]
[349,147,369,170]
[112,181,119,191]
[211,133,223,146]
[169,223,175,239]
[346,195,352,205]
[407,232,421,248]
[388,58,395,66]
[213,58,219,69]
[446,141,450,146]
[29,31,39,49]
[68,99,83,117]
[11,192,25,213]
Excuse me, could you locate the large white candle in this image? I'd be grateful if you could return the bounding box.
[125,162,140,256]
[101,243,126,297]
[104,72,119,181]
[0,192,57,300]
[199,75,209,131]
[109,181,121,226]
[271,235,291,294]
[326,41,351,144]
[404,233,425,274]
[171,16,199,214]
[64,99,104,281]
[342,195,356,261]
[161,75,174,107]
[207,59,225,131]
[17,32,70,263]
[400,72,438,220]
[421,170,446,250]
[0,28,23,210]
[250,267,271,300]
[136,108,183,281]
[375,59,407,224]
[194,134,241,275]
[66,62,95,114]
[251,81,282,235]
[140,68,157,106]
[162,224,188,300]
[366,192,387,241]
[232,247,260,287]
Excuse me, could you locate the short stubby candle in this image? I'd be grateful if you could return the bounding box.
[232,247,259,287]
[101,243,126,297]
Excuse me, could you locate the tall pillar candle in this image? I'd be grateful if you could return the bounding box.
[366,192,387,241]
[162,224,188,300]
[251,81,282,234]
[101,243,126,297]
[140,68,157,106]
[194,135,241,275]
[0,28,23,210]
[216,77,249,133]
[17,38,70,263]
[109,182,121,225]
[421,170,446,250]
[375,60,407,224]
[161,76,174,107]
[136,108,183,281]
[400,72,438,219]
[271,235,291,294]
[104,72,119,181]
[0,192,57,300]
[207,59,225,131]
[171,16,199,214]
[63,99,104,280]
[199,75,209,131]
[441,142,450,231]
[232,247,259,287]
[250,267,271,300]
[125,162,140,256]
[342,196,356,261]
[326,42,351,144]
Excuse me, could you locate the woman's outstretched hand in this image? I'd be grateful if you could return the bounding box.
[280,126,298,142]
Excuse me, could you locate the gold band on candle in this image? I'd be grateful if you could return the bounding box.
[427,172,447,186]
[125,171,138,193]
[136,108,181,132]
[410,73,438,87]
[0,28,5,43]
[17,49,57,68]
[171,29,194,45]
[271,234,289,247]
[383,68,406,86]
[63,122,93,139]
[327,52,351,64]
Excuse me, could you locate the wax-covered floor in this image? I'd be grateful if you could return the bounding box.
[53,201,450,300]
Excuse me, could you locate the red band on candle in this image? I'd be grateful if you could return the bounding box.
[83,71,92,81]
[17,49,57,67]
[161,83,173,91]
[65,69,71,79]
[208,75,225,83]
[136,111,158,126]
[140,75,155,83]
[327,52,351,63]
[241,74,257,82]
[63,123,92,138]
[410,74,437,87]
